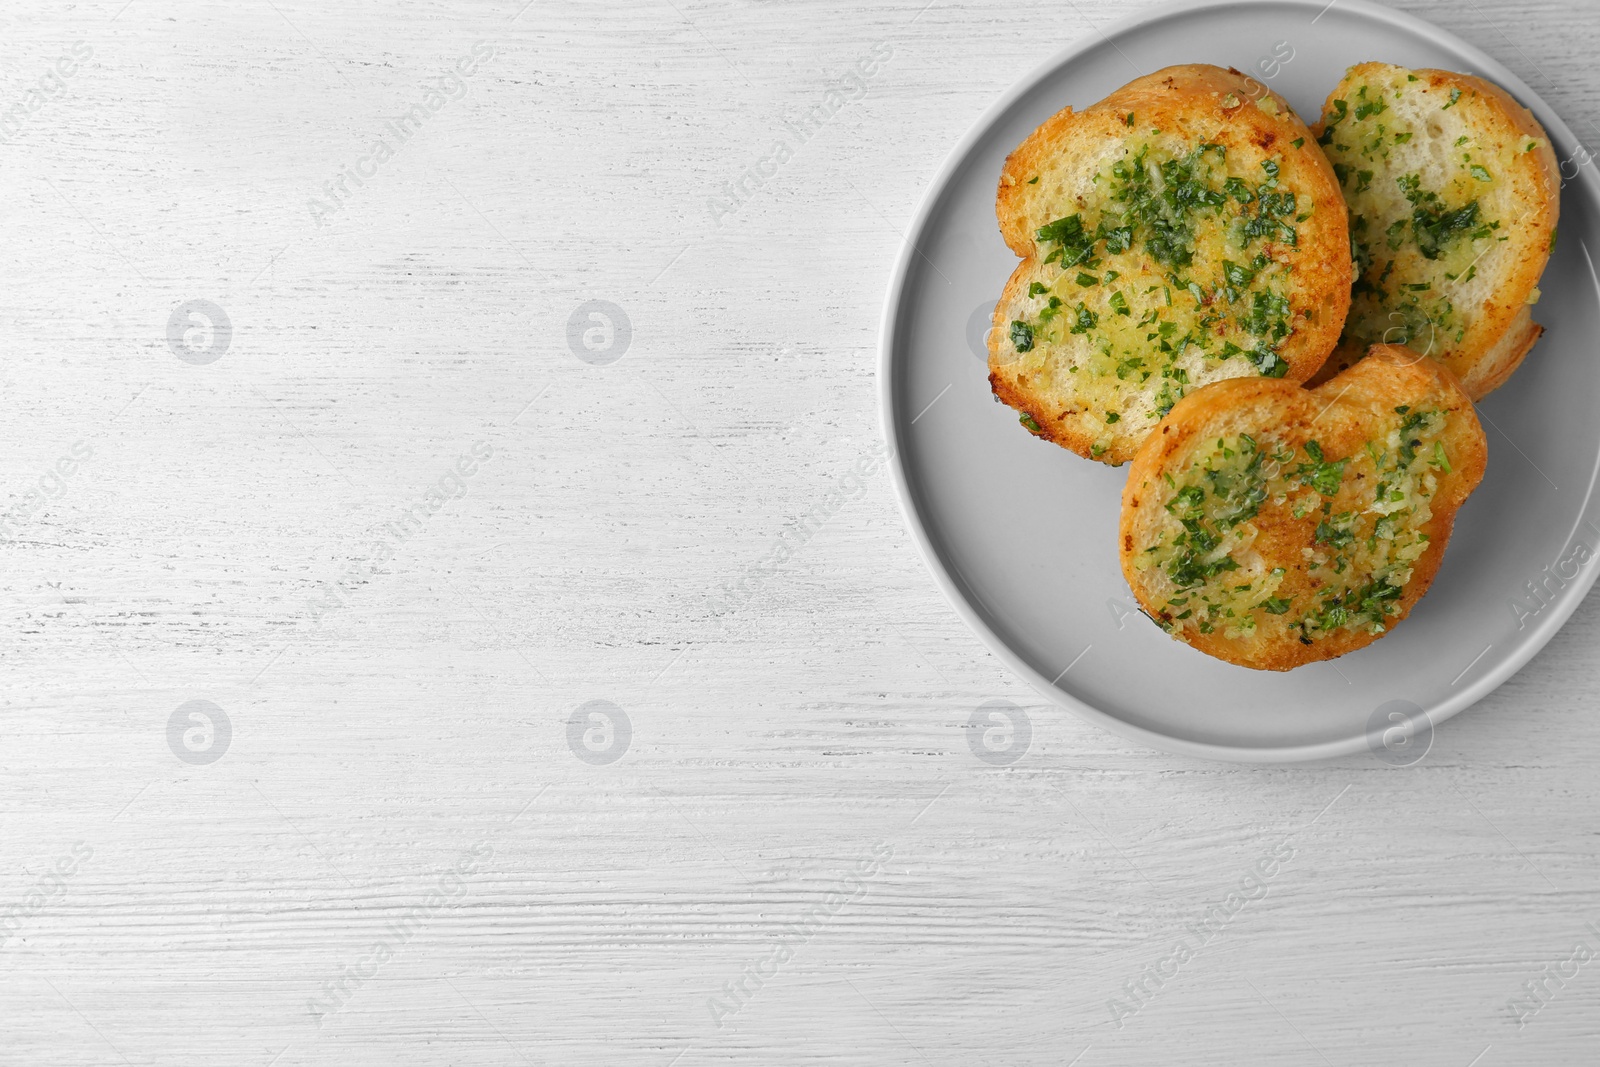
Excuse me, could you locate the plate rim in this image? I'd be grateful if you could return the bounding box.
[877,0,1600,762]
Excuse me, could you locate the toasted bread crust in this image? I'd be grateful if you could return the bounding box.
[1120,344,1487,670]
[1313,63,1559,400]
[1468,307,1543,397]
[988,64,1351,464]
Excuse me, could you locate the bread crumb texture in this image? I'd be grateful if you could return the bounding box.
[1119,344,1487,670]
[1314,63,1559,398]
[990,65,1350,464]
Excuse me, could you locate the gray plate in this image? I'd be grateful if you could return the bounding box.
[879,0,1600,761]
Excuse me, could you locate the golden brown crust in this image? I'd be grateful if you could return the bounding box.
[1304,334,1367,389]
[1467,309,1543,397]
[997,103,1083,257]
[1119,344,1487,670]
[987,65,1350,465]
[1313,63,1560,400]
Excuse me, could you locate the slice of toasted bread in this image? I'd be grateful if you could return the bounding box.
[989,64,1352,465]
[1120,344,1486,671]
[1310,63,1560,398]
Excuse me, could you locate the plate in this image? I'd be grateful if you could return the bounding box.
[879,0,1600,761]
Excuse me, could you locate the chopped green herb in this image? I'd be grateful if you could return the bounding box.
[1386,218,1408,251]
[1223,176,1255,203]
[1251,348,1288,378]
[1036,214,1096,270]
[1294,440,1347,496]
[1314,520,1356,549]
[1397,174,1484,260]
[1069,303,1098,335]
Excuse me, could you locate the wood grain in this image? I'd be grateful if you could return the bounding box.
[2,0,1598,1064]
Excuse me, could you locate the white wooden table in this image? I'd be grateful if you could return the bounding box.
[3,0,1597,1063]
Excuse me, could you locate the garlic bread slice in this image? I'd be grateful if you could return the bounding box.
[1120,344,1486,671]
[990,64,1351,465]
[1311,63,1559,398]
